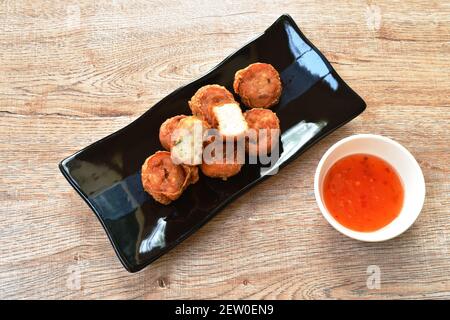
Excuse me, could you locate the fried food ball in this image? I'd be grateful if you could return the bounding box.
[211,102,248,140]
[141,151,198,205]
[201,140,242,180]
[244,108,280,156]
[171,116,209,166]
[233,62,282,109]
[159,115,187,150]
[188,84,236,126]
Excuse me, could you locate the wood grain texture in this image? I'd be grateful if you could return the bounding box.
[0,0,449,300]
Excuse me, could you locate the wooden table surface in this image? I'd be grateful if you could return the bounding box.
[0,0,449,300]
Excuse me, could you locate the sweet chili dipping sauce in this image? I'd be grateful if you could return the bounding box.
[323,154,404,232]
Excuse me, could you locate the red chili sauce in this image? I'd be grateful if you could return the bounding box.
[323,154,404,232]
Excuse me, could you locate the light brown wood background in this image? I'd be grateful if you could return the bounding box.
[0,0,449,300]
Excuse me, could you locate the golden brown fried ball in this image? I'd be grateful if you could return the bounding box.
[159,115,187,150]
[141,151,198,205]
[201,140,242,180]
[244,108,280,156]
[188,84,236,126]
[233,63,282,109]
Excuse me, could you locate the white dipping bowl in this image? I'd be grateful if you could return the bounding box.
[314,134,425,242]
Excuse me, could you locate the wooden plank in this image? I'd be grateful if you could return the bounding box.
[0,0,449,299]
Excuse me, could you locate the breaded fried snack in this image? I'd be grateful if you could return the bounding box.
[244,108,280,156]
[188,84,235,126]
[233,63,282,109]
[141,151,198,205]
[170,116,209,166]
[201,140,242,180]
[159,115,187,150]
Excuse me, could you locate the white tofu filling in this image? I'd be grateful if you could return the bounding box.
[171,117,204,165]
[213,103,248,138]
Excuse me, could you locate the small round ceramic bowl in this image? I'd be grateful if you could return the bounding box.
[314,134,425,242]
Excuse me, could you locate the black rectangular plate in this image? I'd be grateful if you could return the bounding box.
[60,14,366,272]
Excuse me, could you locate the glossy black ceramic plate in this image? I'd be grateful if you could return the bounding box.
[60,14,366,272]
